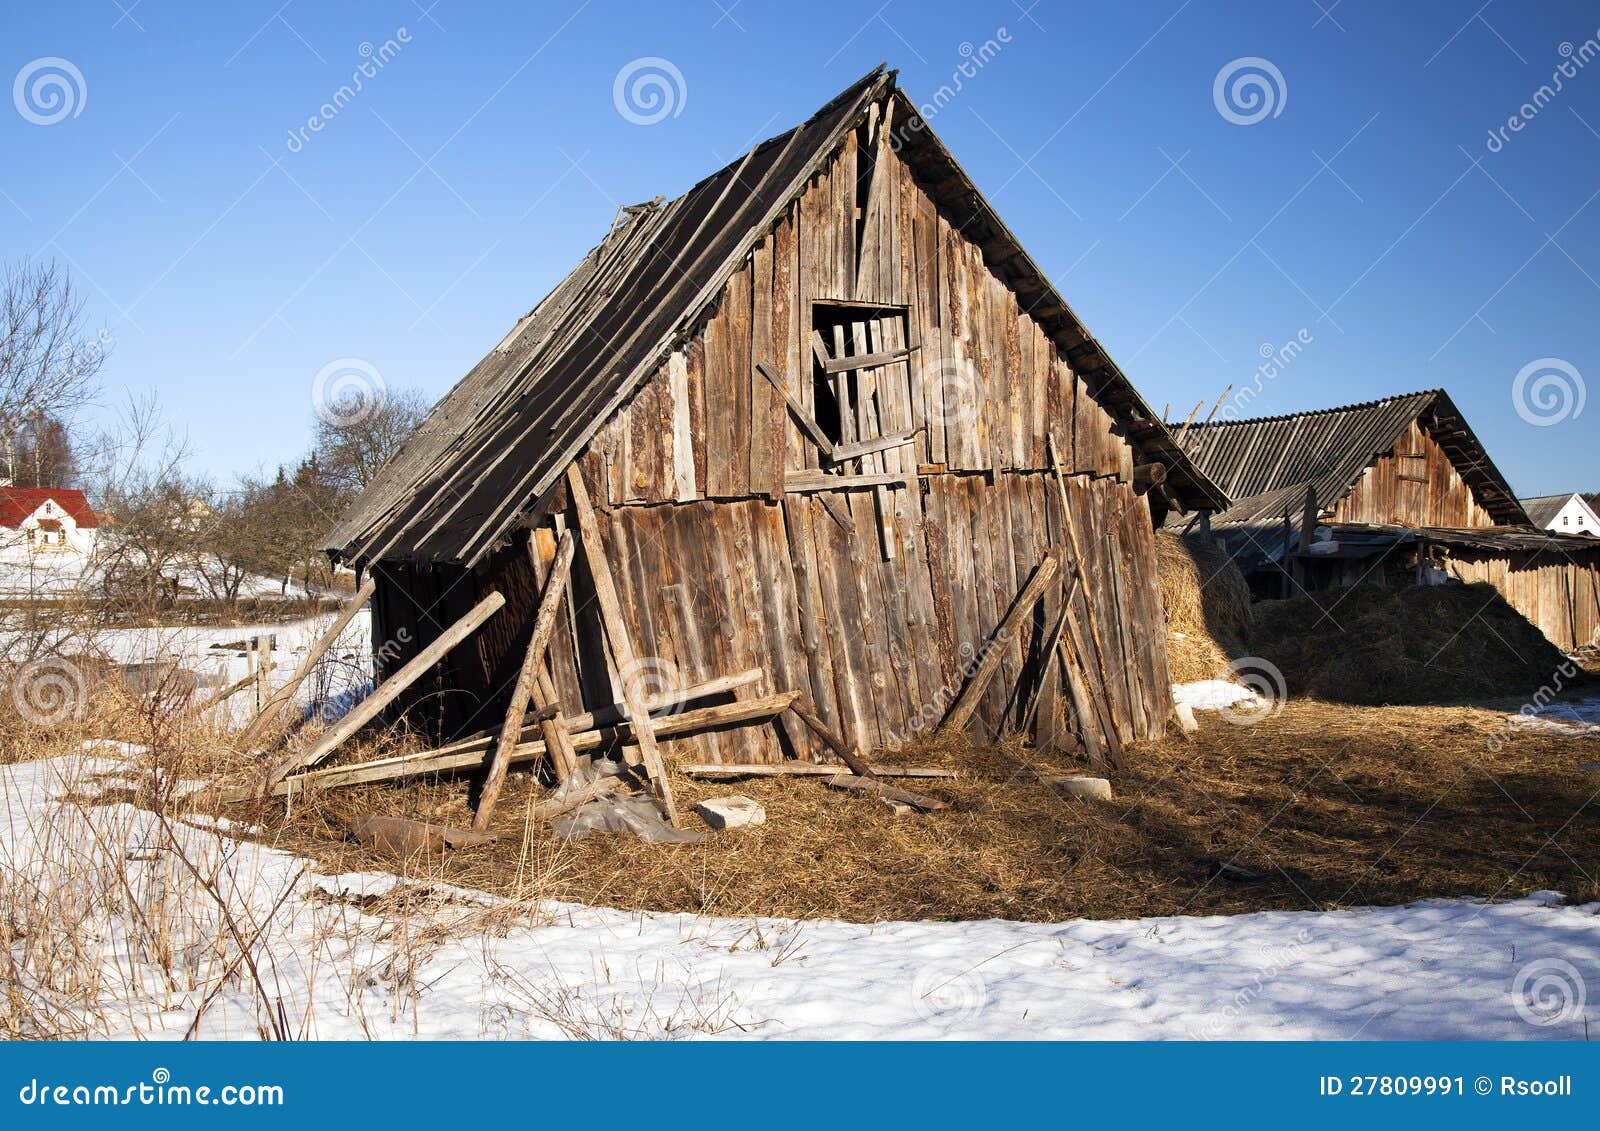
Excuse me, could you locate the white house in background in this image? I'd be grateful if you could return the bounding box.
[1520,492,1600,537]
[0,485,102,557]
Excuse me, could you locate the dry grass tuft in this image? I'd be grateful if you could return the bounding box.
[1156,532,1252,682]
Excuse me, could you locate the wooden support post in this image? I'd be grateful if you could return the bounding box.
[191,669,255,718]
[1020,573,1082,734]
[473,532,575,830]
[262,589,507,790]
[238,576,377,750]
[565,465,680,827]
[252,635,273,714]
[940,551,1061,735]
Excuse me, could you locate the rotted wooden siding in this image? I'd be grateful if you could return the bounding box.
[1444,552,1600,653]
[370,99,1171,761]
[1331,421,1496,529]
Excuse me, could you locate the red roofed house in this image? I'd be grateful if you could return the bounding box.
[0,485,101,557]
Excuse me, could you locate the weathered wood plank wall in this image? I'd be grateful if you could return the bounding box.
[1333,421,1496,529]
[1445,551,1600,653]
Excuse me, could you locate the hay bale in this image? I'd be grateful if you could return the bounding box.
[1251,582,1577,706]
[1156,532,1252,683]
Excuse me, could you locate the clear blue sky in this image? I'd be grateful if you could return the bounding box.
[2,1,1596,496]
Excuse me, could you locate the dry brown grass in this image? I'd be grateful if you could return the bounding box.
[1156,532,1252,682]
[251,697,1600,924]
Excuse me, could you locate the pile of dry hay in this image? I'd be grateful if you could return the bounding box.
[1251,581,1580,706]
[1155,532,1252,682]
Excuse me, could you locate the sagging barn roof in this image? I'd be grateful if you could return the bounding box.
[1174,389,1529,531]
[326,66,1226,568]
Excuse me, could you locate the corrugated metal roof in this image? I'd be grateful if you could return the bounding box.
[325,66,1226,567]
[1172,390,1528,532]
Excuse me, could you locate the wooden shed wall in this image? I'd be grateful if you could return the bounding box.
[369,97,1171,761]
[1331,420,1496,529]
[1444,550,1600,653]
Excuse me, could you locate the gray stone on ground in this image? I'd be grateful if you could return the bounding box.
[1048,775,1113,801]
[695,795,766,830]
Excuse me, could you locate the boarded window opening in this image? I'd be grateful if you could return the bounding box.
[809,302,913,457]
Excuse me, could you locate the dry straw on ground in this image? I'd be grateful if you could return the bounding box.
[1250,582,1574,706]
[257,696,1600,925]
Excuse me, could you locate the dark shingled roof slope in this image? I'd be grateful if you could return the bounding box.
[1173,390,1529,531]
[327,66,1224,567]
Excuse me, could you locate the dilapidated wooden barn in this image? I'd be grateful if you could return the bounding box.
[318,67,1225,809]
[1172,390,1600,652]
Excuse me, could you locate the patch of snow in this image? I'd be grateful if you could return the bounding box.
[5,751,1597,1041]
[1173,679,1261,711]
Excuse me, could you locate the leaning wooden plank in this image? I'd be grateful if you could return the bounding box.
[756,361,834,459]
[823,774,948,811]
[821,344,919,374]
[191,670,256,717]
[416,666,769,765]
[681,763,954,779]
[565,465,679,826]
[783,470,914,493]
[245,692,801,800]
[238,577,378,750]
[783,704,875,777]
[1047,432,1122,742]
[939,551,1062,735]
[1021,573,1082,734]
[829,427,921,463]
[473,532,575,830]
[262,590,507,790]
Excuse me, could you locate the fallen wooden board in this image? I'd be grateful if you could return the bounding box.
[823,774,948,811]
[350,815,498,856]
[680,763,953,778]
[783,704,876,777]
[235,692,801,801]
[421,667,767,764]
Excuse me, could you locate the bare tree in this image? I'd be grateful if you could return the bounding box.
[1,261,106,466]
[311,385,428,498]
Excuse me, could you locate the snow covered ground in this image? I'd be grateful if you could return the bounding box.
[3,750,1594,1041]
[0,607,374,727]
